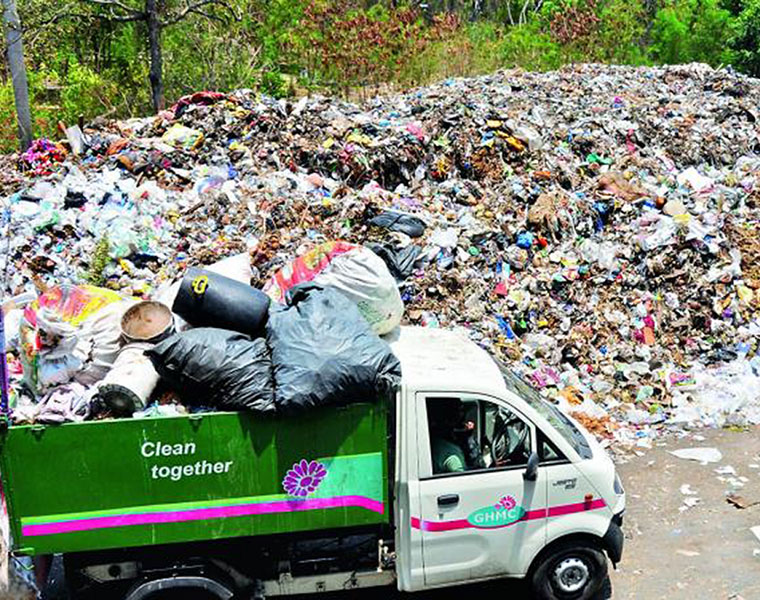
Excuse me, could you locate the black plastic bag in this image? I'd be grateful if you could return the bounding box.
[147,328,275,412]
[267,285,401,413]
[368,210,426,238]
[366,242,422,282]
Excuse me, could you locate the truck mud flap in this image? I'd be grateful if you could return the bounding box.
[602,515,624,566]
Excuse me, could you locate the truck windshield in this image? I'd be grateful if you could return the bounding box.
[500,368,593,459]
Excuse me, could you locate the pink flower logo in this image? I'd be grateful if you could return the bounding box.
[283,459,328,498]
[494,495,517,511]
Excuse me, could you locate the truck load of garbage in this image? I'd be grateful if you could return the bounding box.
[0,63,759,450]
[4,253,401,421]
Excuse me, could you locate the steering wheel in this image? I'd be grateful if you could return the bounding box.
[491,414,529,466]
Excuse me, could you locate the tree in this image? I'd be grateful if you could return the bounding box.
[2,0,32,151]
[732,0,760,76]
[39,0,239,112]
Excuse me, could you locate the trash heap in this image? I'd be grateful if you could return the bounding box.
[1,63,759,450]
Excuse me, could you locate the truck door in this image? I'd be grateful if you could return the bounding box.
[414,393,548,586]
[539,429,606,545]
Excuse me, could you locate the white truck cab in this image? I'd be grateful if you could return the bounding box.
[389,327,625,600]
[54,326,625,600]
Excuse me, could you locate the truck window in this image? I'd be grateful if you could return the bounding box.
[500,367,593,460]
[538,431,566,463]
[425,397,532,476]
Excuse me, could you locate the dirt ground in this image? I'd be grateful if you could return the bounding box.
[609,426,760,600]
[4,427,760,600]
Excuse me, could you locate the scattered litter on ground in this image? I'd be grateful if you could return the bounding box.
[750,525,760,543]
[679,496,701,512]
[670,447,723,464]
[726,493,760,509]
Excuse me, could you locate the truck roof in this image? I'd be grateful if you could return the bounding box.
[387,327,507,396]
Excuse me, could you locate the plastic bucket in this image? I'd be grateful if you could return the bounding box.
[172,267,270,337]
[121,301,174,344]
[97,343,160,415]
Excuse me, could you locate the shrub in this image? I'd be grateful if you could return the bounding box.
[650,0,735,66]
[0,81,22,153]
[731,0,760,75]
[260,70,290,98]
[499,23,564,71]
[401,21,502,85]
[0,70,66,153]
[59,60,119,124]
[591,0,650,64]
[548,0,601,45]
[293,1,460,93]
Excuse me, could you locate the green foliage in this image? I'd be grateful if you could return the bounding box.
[651,9,689,63]
[162,17,261,98]
[58,60,120,123]
[290,1,454,92]
[401,21,502,84]
[256,0,308,70]
[537,0,567,20]
[650,0,735,65]
[499,23,563,71]
[403,21,563,85]
[586,0,649,64]
[731,0,760,75]
[0,82,22,153]
[0,70,66,152]
[5,0,760,144]
[260,71,290,98]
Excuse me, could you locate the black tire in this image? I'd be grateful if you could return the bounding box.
[530,539,608,600]
[142,591,221,600]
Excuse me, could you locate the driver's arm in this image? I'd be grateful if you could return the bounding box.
[441,453,465,473]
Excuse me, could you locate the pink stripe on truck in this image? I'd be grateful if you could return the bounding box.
[411,498,606,532]
[23,495,384,537]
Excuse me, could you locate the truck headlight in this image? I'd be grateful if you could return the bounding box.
[614,472,624,495]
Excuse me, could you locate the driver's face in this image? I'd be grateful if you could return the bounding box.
[452,407,474,433]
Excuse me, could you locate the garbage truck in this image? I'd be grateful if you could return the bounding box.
[0,327,625,600]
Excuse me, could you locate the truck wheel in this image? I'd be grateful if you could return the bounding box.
[140,592,219,600]
[530,540,607,600]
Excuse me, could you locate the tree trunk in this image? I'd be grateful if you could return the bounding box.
[2,0,32,151]
[146,0,164,112]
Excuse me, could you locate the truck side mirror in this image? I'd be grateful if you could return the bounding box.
[523,452,539,481]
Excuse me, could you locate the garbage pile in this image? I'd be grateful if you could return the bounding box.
[1,63,759,450]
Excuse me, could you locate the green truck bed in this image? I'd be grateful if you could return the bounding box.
[0,403,389,556]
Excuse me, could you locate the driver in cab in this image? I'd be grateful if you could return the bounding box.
[429,398,529,474]
[429,399,483,474]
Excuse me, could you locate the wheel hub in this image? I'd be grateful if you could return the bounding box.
[552,556,590,594]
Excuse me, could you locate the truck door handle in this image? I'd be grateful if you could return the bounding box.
[437,494,459,507]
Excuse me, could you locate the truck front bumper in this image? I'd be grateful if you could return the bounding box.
[603,511,624,566]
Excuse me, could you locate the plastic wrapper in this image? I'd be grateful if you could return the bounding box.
[162,123,204,150]
[366,243,422,281]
